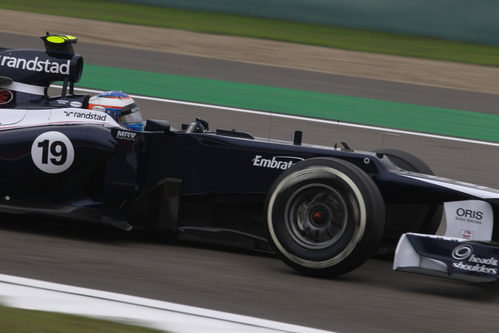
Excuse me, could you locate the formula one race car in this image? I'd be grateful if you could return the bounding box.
[1,34,499,280]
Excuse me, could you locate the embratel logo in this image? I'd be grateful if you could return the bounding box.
[252,155,304,170]
[0,55,70,75]
[116,130,137,141]
[0,89,13,105]
[63,110,107,121]
[451,244,498,275]
[455,208,483,224]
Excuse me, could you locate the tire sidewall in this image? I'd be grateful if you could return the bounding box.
[265,157,385,275]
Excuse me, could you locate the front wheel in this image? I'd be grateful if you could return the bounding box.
[265,157,385,277]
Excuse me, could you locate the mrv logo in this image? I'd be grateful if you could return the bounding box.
[116,130,137,141]
[252,155,304,170]
[451,244,498,275]
[0,56,70,75]
[64,110,107,121]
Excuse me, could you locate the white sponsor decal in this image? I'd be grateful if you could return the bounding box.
[0,56,70,75]
[252,155,303,170]
[3,81,45,95]
[63,110,107,121]
[451,244,473,260]
[70,101,82,108]
[451,244,498,275]
[459,229,473,239]
[443,200,493,241]
[116,130,137,141]
[31,131,74,174]
[455,207,483,224]
[468,255,498,266]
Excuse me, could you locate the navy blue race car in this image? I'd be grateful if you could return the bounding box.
[2,33,499,280]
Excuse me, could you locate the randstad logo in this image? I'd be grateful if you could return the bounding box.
[0,55,70,75]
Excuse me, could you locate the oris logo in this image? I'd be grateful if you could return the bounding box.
[452,244,473,260]
[455,208,483,224]
[456,208,483,220]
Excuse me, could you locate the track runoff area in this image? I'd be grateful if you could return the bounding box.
[67,86,499,148]
[5,85,496,331]
[0,274,332,333]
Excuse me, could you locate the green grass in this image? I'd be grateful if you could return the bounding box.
[2,0,499,66]
[0,305,162,332]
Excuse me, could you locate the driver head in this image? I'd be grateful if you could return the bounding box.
[88,91,144,131]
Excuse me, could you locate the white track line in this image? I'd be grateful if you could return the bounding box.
[0,274,334,333]
[54,85,499,148]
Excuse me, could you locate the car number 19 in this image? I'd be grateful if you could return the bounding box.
[31,131,75,174]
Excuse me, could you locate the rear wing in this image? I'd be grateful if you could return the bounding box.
[41,33,78,54]
[0,33,85,108]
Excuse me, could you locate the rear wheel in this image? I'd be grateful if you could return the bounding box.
[375,149,443,255]
[265,157,385,277]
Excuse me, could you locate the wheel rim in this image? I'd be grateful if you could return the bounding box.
[284,183,348,250]
[267,166,368,269]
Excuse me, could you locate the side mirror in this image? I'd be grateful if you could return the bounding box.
[144,119,171,133]
[186,117,209,133]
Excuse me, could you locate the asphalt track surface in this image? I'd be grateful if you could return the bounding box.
[2,32,499,332]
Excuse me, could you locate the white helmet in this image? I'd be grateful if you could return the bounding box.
[88,91,144,131]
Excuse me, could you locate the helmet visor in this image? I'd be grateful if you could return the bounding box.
[120,103,143,123]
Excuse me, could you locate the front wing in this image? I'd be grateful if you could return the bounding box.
[394,233,499,283]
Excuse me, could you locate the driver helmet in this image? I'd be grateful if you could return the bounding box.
[88,91,145,131]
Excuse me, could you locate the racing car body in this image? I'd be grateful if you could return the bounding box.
[2,34,499,279]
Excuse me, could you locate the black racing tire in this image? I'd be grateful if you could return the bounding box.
[376,149,433,175]
[375,149,443,255]
[265,157,385,277]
